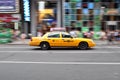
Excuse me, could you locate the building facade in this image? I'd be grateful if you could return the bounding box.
[29,0,120,36]
[0,0,21,30]
[63,0,120,32]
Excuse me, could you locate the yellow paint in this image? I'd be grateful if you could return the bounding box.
[29,32,96,48]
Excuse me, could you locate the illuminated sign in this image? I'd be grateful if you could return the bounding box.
[0,0,19,13]
[23,0,30,21]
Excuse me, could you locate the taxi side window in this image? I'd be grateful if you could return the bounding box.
[48,33,60,38]
[62,33,72,38]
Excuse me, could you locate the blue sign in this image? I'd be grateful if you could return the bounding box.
[0,0,19,13]
[23,0,30,21]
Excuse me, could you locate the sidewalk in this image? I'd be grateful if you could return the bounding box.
[6,39,120,45]
[7,39,30,45]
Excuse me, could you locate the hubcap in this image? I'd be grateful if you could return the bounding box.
[43,44,47,48]
[79,43,87,49]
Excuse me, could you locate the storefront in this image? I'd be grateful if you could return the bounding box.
[30,0,62,36]
[0,0,21,43]
[0,14,21,29]
[0,0,21,30]
[30,0,120,36]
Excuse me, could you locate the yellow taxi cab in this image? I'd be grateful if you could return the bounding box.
[29,31,96,50]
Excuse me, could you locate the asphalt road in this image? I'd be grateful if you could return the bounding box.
[0,45,120,80]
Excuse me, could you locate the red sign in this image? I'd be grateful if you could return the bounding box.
[0,14,19,22]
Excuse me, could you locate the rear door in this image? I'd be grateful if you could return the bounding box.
[47,32,61,47]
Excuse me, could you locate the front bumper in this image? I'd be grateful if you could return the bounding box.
[88,41,96,47]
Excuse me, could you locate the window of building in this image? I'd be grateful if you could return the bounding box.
[65,9,70,14]
[64,2,70,9]
[82,3,88,8]
[82,15,89,20]
[89,0,94,2]
[103,15,110,21]
[65,0,69,2]
[94,0,101,2]
[77,9,82,14]
[89,9,94,14]
[94,2,101,9]
[70,9,76,14]
[115,0,120,3]
[83,21,88,26]
[88,21,94,26]
[114,3,119,8]
[70,0,82,2]
[71,14,76,20]
[88,3,94,9]
[82,0,89,2]
[82,9,89,14]
[94,9,100,15]
[76,3,82,8]
[89,15,94,20]
[77,15,82,20]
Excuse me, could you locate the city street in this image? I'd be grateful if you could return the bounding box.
[0,45,120,80]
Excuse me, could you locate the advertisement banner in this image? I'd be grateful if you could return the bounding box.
[0,0,19,13]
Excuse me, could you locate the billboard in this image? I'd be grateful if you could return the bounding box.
[0,0,19,13]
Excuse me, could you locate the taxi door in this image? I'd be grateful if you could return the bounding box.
[47,32,61,47]
[61,33,76,47]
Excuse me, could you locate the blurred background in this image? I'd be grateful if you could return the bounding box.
[0,0,120,44]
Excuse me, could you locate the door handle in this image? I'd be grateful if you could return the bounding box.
[66,40,70,42]
[63,40,70,42]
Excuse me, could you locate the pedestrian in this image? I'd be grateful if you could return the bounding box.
[100,30,106,40]
[114,30,119,41]
[20,32,27,43]
[69,27,78,38]
[37,29,43,37]
[107,31,114,45]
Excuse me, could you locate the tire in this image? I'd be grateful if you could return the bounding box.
[78,42,88,50]
[40,42,50,50]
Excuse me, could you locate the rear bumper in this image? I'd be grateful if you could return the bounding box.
[29,41,40,46]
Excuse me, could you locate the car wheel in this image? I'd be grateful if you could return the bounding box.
[40,42,50,50]
[79,42,88,50]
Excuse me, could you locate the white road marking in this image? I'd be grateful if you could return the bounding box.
[0,61,120,65]
[0,51,118,54]
[0,47,32,48]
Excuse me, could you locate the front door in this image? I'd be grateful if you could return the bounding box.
[61,32,76,47]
